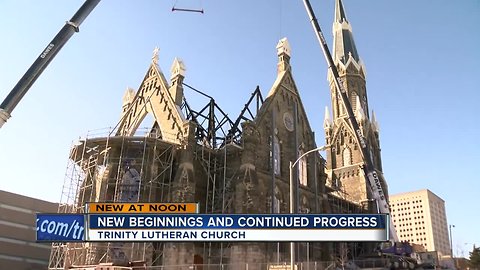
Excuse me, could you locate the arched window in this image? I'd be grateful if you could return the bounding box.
[270,135,281,175]
[299,150,308,186]
[343,146,352,166]
[119,164,141,202]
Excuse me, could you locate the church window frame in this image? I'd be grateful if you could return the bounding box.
[270,134,281,176]
[298,149,308,186]
[342,146,352,166]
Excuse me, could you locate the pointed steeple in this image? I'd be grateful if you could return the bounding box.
[169,57,186,106]
[170,57,186,82]
[371,110,380,132]
[276,37,291,73]
[325,0,386,208]
[333,0,359,64]
[355,96,365,122]
[152,46,160,65]
[335,0,348,23]
[323,106,332,130]
[122,87,135,108]
[121,87,136,116]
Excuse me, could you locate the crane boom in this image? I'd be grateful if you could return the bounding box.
[0,0,100,129]
[301,0,398,242]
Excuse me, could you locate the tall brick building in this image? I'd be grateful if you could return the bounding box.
[390,189,451,257]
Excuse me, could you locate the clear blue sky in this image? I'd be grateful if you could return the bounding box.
[0,0,478,257]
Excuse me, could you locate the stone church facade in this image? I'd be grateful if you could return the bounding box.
[48,0,389,269]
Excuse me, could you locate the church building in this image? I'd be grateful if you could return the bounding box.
[48,0,390,269]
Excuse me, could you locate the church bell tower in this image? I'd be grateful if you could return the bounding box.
[324,0,388,211]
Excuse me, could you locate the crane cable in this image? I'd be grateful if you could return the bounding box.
[279,0,283,39]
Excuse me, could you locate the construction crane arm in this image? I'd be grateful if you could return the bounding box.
[0,0,100,129]
[301,0,398,243]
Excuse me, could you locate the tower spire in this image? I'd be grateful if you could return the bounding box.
[325,0,386,208]
[371,110,380,132]
[335,0,348,23]
[355,95,365,122]
[152,46,160,65]
[333,0,359,64]
[169,57,186,106]
[324,106,332,130]
[276,37,291,73]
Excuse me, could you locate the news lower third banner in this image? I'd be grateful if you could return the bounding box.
[37,212,389,242]
[86,214,387,242]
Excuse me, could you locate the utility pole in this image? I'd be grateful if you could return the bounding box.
[449,224,455,257]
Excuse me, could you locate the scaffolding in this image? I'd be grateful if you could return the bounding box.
[324,172,372,262]
[49,127,176,269]
[48,81,267,269]
[180,84,263,266]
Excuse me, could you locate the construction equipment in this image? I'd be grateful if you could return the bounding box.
[0,0,100,129]
[301,0,418,268]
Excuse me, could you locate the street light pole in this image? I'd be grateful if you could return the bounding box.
[449,224,455,257]
[289,161,295,270]
[289,145,327,270]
